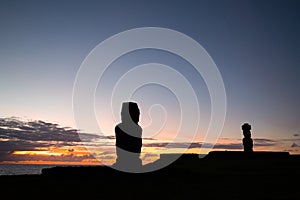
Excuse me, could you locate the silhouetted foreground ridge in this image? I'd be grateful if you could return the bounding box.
[1,151,299,199]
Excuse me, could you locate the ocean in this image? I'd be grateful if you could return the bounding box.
[0,164,58,176]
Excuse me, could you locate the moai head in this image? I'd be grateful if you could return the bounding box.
[242,123,251,138]
[121,102,140,124]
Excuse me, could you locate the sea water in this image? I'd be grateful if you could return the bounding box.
[0,164,57,176]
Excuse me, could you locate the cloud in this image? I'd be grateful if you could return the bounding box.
[212,143,243,150]
[0,117,109,144]
[143,142,198,148]
[1,152,96,163]
[291,142,298,148]
[253,138,277,146]
[0,117,290,163]
[1,117,85,143]
[142,137,278,150]
[0,117,111,162]
[143,141,243,149]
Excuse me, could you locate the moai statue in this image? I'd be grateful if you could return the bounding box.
[114,102,143,171]
[242,123,253,152]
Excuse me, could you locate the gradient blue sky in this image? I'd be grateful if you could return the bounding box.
[0,0,299,148]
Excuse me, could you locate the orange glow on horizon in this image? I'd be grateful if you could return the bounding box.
[13,150,62,156]
[2,136,298,166]
[0,160,102,166]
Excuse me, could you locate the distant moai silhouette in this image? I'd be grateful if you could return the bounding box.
[242,123,253,152]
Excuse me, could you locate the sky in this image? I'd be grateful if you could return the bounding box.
[0,0,300,165]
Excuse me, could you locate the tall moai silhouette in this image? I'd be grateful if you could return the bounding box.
[114,102,143,171]
[242,123,253,152]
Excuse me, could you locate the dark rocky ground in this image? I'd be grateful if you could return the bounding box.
[1,151,299,200]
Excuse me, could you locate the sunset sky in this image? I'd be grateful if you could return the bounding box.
[0,0,299,165]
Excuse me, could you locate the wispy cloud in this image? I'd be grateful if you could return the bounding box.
[0,117,106,163]
[253,138,277,146]
[142,138,277,150]
[0,117,102,143]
